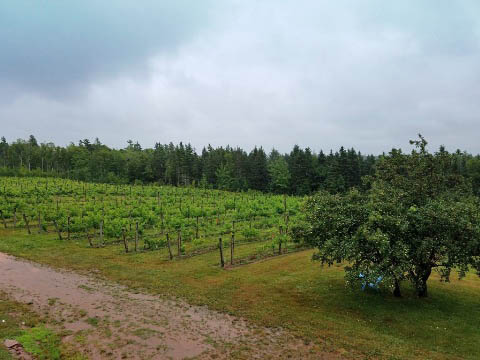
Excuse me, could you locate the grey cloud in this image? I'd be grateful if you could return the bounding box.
[1,0,480,154]
[0,1,213,97]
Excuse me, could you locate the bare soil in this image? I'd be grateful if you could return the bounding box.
[0,252,339,359]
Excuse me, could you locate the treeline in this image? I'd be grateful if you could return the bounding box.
[1,135,479,195]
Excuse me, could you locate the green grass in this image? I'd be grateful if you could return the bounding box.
[0,292,42,360]
[0,228,479,359]
[16,325,61,360]
[86,317,99,327]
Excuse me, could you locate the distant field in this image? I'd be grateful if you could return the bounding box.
[0,177,479,359]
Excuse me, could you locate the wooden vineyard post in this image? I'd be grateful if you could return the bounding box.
[286,215,290,252]
[53,220,63,240]
[100,219,104,246]
[87,233,94,248]
[0,210,7,229]
[13,208,16,228]
[230,232,235,266]
[218,237,225,268]
[22,213,31,235]
[279,226,283,254]
[177,230,182,256]
[166,233,173,260]
[37,211,41,233]
[135,221,139,252]
[160,213,164,234]
[195,216,199,239]
[285,214,289,236]
[67,216,71,240]
[122,228,129,253]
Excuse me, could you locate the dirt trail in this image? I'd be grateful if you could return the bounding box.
[0,252,338,359]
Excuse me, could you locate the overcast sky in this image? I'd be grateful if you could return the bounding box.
[1,0,480,154]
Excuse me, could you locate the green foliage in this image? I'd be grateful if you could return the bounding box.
[241,228,259,240]
[144,236,166,250]
[268,157,291,194]
[301,135,480,297]
[215,164,234,191]
[0,176,304,262]
[0,135,381,195]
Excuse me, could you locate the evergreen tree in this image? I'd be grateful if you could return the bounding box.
[268,157,290,194]
[247,147,269,191]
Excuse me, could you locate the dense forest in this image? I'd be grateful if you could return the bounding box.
[1,135,479,195]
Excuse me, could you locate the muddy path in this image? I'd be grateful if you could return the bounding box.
[0,252,339,359]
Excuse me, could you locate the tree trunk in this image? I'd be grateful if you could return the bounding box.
[393,279,402,298]
[416,278,429,297]
[414,267,432,298]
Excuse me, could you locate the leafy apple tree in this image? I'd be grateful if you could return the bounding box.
[299,135,480,297]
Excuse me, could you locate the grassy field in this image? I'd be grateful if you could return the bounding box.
[0,228,479,359]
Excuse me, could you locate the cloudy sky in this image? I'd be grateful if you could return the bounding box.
[1,0,480,154]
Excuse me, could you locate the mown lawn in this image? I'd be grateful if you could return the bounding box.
[0,228,479,359]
